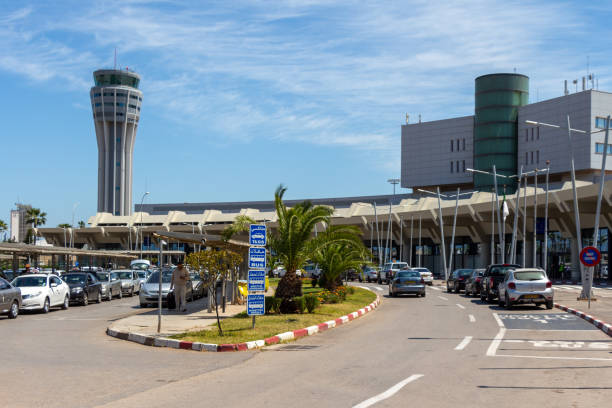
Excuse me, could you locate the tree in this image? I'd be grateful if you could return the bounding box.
[221,215,256,241]
[78,221,86,228]
[58,223,72,228]
[25,208,47,244]
[268,185,334,306]
[309,227,370,291]
[0,219,7,242]
[186,249,243,336]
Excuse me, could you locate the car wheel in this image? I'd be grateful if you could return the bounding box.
[377,278,381,284]
[107,290,112,301]
[130,287,134,297]
[422,291,426,298]
[455,285,460,294]
[465,287,470,296]
[498,295,504,307]
[505,295,513,310]
[97,291,102,304]
[118,289,123,299]
[8,301,19,319]
[42,297,50,314]
[82,292,89,306]
[447,284,451,292]
[487,294,494,303]
[546,299,553,310]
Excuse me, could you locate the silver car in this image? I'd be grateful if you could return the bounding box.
[411,267,434,286]
[113,270,140,296]
[0,277,22,319]
[498,268,554,309]
[389,270,426,297]
[139,270,193,307]
[95,271,123,301]
[363,267,379,283]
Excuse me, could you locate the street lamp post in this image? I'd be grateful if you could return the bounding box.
[385,178,400,264]
[70,202,79,248]
[139,192,150,259]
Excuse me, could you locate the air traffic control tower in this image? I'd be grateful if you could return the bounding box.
[90,69,143,216]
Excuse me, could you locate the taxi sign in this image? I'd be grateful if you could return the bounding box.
[580,246,601,267]
[249,224,267,246]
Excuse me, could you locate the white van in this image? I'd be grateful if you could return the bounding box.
[130,259,151,271]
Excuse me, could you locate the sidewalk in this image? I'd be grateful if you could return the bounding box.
[553,284,612,335]
[109,286,274,337]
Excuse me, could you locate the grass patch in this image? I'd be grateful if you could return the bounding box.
[172,287,376,344]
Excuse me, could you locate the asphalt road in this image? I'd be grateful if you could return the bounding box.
[3,283,612,407]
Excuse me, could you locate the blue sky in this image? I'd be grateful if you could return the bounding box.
[2,0,612,229]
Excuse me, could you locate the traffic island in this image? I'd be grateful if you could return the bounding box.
[555,303,612,337]
[106,287,380,352]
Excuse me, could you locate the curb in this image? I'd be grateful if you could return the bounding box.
[554,303,612,337]
[107,292,381,352]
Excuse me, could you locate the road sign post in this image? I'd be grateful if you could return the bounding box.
[248,225,267,329]
[579,246,601,268]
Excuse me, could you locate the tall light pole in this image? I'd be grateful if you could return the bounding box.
[139,192,150,259]
[385,178,400,264]
[418,188,449,280]
[70,202,79,248]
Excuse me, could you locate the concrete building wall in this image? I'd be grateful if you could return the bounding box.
[589,91,612,174]
[401,116,473,189]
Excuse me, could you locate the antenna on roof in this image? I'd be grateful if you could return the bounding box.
[114,47,117,70]
[405,113,409,124]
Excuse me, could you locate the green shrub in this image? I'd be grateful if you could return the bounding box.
[265,296,275,314]
[347,286,355,295]
[293,296,306,314]
[234,311,249,318]
[271,297,282,314]
[311,276,318,287]
[304,294,320,313]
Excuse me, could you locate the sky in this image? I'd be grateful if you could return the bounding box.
[2,0,612,229]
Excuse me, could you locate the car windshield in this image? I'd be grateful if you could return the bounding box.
[414,268,430,273]
[514,271,546,281]
[95,272,109,281]
[137,271,147,278]
[391,263,408,269]
[117,272,133,280]
[13,276,47,287]
[131,263,149,270]
[397,271,420,279]
[63,274,86,284]
[458,270,472,277]
[147,271,173,284]
[489,266,517,276]
[190,273,201,281]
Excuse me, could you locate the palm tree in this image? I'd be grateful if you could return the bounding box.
[269,185,334,301]
[221,215,256,241]
[78,221,86,228]
[0,219,7,242]
[58,223,72,228]
[25,207,47,244]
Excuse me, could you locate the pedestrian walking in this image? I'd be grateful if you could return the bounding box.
[170,262,189,312]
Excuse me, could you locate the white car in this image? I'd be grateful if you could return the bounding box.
[411,267,434,286]
[11,274,70,313]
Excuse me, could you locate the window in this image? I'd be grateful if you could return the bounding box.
[456,161,459,173]
[450,161,454,173]
[104,102,113,106]
[456,139,460,151]
[116,162,120,167]
[536,150,540,163]
[531,128,534,141]
[536,127,540,140]
[93,93,101,97]
[595,143,612,154]
[450,140,453,152]
[103,92,113,97]
[94,102,101,107]
[462,138,465,151]
[525,129,528,141]
[115,186,120,191]
[116,137,120,143]
[128,104,137,109]
[595,117,612,129]
[525,152,528,164]
[530,151,534,164]
[116,112,124,116]
[117,102,125,107]
[130,95,139,100]
[116,93,126,97]
[462,160,465,172]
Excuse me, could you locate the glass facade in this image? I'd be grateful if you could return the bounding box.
[94,71,140,88]
[474,74,529,193]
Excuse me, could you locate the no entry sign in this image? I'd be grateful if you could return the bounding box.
[579,246,601,267]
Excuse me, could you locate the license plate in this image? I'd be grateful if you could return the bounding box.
[523,294,539,299]
[406,281,416,285]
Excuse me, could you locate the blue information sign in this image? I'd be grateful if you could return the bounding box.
[250,224,267,246]
[248,247,266,269]
[247,294,265,316]
[248,270,266,291]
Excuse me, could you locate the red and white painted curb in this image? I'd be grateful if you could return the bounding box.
[107,294,381,352]
[555,303,612,337]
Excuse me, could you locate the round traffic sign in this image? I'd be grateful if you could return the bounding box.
[579,246,601,267]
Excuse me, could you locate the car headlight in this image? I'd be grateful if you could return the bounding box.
[71,287,83,293]
[23,291,43,299]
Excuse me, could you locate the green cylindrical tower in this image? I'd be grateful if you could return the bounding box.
[473,73,529,193]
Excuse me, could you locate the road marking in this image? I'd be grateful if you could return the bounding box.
[468,314,475,322]
[373,287,384,291]
[486,327,506,357]
[353,374,424,408]
[438,296,448,301]
[429,286,442,291]
[495,354,612,362]
[456,303,465,310]
[503,339,524,343]
[358,286,369,290]
[493,312,505,328]
[454,336,473,350]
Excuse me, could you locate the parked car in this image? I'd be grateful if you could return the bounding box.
[113,270,140,296]
[11,274,70,313]
[95,271,123,301]
[363,266,380,282]
[498,268,554,309]
[411,267,434,286]
[302,264,321,278]
[62,272,103,306]
[464,268,485,297]
[389,270,426,297]
[446,269,473,293]
[480,264,520,303]
[139,270,193,307]
[135,270,150,287]
[190,271,205,299]
[0,277,21,319]
[379,262,409,284]
[345,269,360,281]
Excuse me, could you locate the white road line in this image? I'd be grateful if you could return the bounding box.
[468,314,475,322]
[358,286,369,290]
[429,286,442,291]
[438,296,448,301]
[486,328,506,357]
[373,287,384,291]
[353,374,425,408]
[495,354,612,362]
[454,336,473,350]
[456,303,465,310]
[493,312,504,328]
[503,339,524,343]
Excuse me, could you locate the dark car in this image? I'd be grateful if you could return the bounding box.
[63,273,103,306]
[464,268,485,297]
[446,269,473,293]
[0,277,22,319]
[480,264,519,303]
[389,270,426,297]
